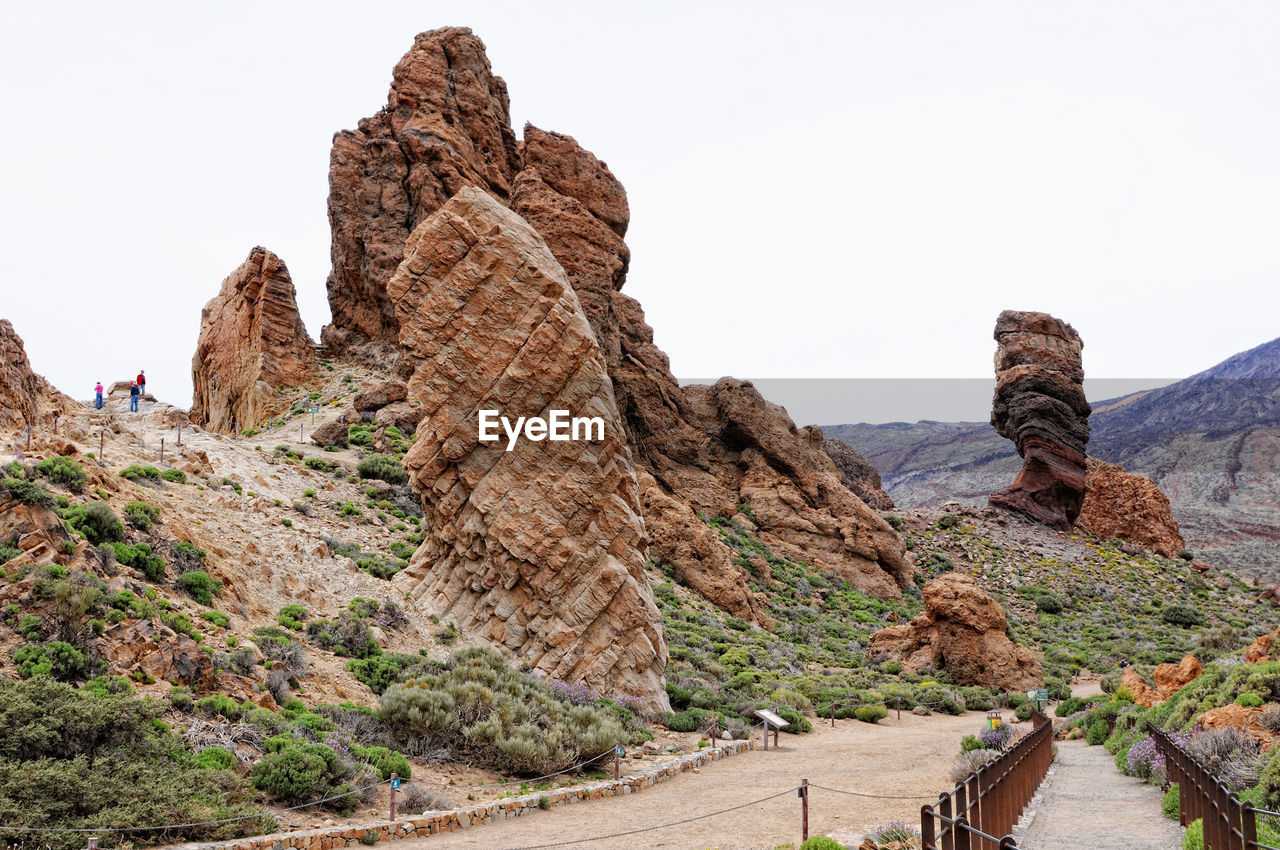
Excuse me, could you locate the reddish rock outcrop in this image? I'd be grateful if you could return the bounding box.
[867,572,1042,692]
[1121,654,1203,707]
[387,187,668,711]
[989,311,1091,530]
[98,619,217,690]
[0,320,65,434]
[323,27,520,358]
[1076,458,1186,557]
[1246,631,1275,664]
[191,247,315,434]
[353,380,407,413]
[822,437,895,511]
[323,30,913,616]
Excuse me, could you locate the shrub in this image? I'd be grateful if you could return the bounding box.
[4,477,53,507]
[250,741,346,804]
[951,749,1000,782]
[353,745,411,780]
[161,468,187,483]
[1260,705,1280,733]
[854,704,887,724]
[195,746,236,770]
[1015,702,1034,721]
[665,709,707,732]
[1238,693,1265,708]
[34,456,86,493]
[124,500,160,530]
[799,838,846,850]
[357,454,408,484]
[110,542,165,580]
[1184,819,1203,850]
[777,707,812,734]
[15,641,87,681]
[278,604,309,630]
[119,465,162,482]
[202,610,230,628]
[63,501,124,543]
[348,425,374,447]
[960,734,984,753]
[1035,594,1065,614]
[1163,783,1181,820]
[378,647,624,774]
[1162,605,1204,628]
[177,570,222,605]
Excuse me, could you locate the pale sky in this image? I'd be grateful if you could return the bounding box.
[2,1,1277,422]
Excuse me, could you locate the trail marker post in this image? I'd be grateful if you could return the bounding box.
[177,422,182,446]
[615,743,623,780]
[99,430,104,461]
[160,438,165,465]
[800,778,809,842]
[87,839,98,850]
[389,773,400,821]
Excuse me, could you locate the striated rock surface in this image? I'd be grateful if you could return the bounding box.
[191,247,315,433]
[388,187,668,711]
[1076,458,1186,557]
[822,437,895,511]
[323,27,519,358]
[98,619,218,690]
[0,320,64,434]
[867,572,1042,692]
[1121,654,1203,707]
[989,310,1091,530]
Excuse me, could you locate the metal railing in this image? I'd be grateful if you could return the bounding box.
[921,711,1052,850]
[1153,726,1280,850]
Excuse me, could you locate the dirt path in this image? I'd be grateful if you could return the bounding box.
[1012,739,1183,849]
[394,710,993,850]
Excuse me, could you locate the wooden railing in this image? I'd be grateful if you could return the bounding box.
[921,711,1053,850]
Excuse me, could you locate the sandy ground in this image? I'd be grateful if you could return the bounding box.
[393,710,993,850]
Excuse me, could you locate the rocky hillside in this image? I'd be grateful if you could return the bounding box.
[828,334,1280,577]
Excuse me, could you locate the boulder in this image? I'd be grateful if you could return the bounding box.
[867,572,1042,692]
[98,619,217,690]
[1076,458,1185,557]
[1121,654,1203,707]
[374,401,424,432]
[822,437,895,511]
[353,380,407,413]
[1245,631,1274,664]
[191,247,315,433]
[388,187,668,711]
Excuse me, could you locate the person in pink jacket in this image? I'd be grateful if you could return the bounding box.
[94,382,103,409]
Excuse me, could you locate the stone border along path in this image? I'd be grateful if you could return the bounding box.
[163,740,754,850]
[1010,738,1184,849]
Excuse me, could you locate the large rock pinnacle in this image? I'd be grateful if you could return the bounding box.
[388,187,669,711]
[989,310,1091,530]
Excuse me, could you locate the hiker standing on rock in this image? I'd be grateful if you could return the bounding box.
[129,381,140,412]
[136,369,146,395]
[94,381,103,409]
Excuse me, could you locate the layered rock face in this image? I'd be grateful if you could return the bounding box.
[323,27,520,358]
[1076,458,1186,557]
[387,187,669,711]
[867,572,1043,692]
[822,437,895,511]
[324,28,913,615]
[191,247,315,433]
[989,310,1091,530]
[0,319,62,434]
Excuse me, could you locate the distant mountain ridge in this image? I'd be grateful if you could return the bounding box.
[826,335,1280,577]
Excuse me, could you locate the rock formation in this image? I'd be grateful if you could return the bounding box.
[1076,458,1185,557]
[387,187,668,711]
[822,437,895,511]
[323,28,914,615]
[0,319,64,434]
[323,27,519,358]
[867,572,1043,692]
[989,310,1091,530]
[191,247,315,433]
[1120,654,1203,707]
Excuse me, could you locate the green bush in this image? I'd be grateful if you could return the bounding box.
[177,570,222,605]
[1163,783,1181,820]
[202,610,230,628]
[109,542,165,580]
[357,454,407,484]
[161,468,187,483]
[250,741,344,804]
[15,641,87,681]
[1184,818,1203,850]
[854,704,887,724]
[304,457,330,471]
[1162,605,1204,628]
[348,424,374,447]
[1087,718,1109,745]
[1237,693,1265,708]
[378,647,624,776]
[665,708,707,732]
[353,745,411,780]
[195,746,236,770]
[34,456,86,493]
[799,837,847,850]
[1035,594,1065,614]
[278,604,309,630]
[1056,696,1085,717]
[0,678,272,850]
[123,500,160,530]
[62,501,124,543]
[346,654,428,695]
[777,707,812,734]
[4,477,53,507]
[961,734,984,752]
[119,465,162,482]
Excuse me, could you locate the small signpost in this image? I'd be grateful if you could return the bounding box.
[1027,687,1050,713]
[389,773,400,821]
[754,708,789,751]
[308,405,319,426]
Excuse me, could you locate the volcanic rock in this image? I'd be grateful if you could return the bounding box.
[822,436,895,511]
[323,27,520,358]
[0,320,64,434]
[98,619,217,690]
[374,401,424,432]
[353,380,407,413]
[989,310,1091,530]
[191,247,315,434]
[1246,631,1274,664]
[387,187,668,711]
[1076,458,1186,557]
[867,572,1042,692]
[1121,654,1203,707]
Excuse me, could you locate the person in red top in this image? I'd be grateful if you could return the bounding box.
[136,370,146,395]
